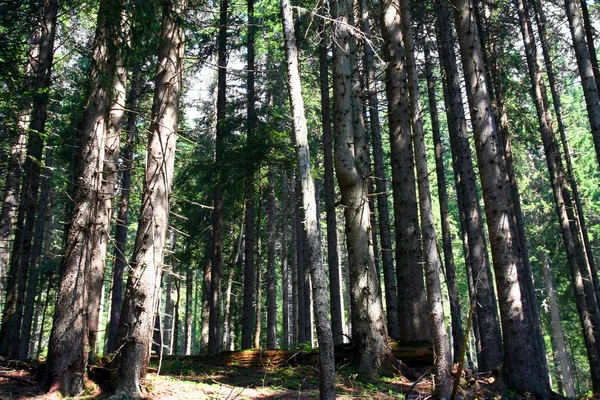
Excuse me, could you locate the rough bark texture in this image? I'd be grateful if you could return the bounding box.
[451,0,549,395]
[280,0,336,395]
[46,0,113,394]
[434,0,503,371]
[380,0,429,341]
[110,0,186,395]
[0,0,57,359]
[332,0,393,375]
[400,3,450,395]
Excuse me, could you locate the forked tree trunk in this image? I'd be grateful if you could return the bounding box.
[0,0,58,359]
[110,0,186,395]
[46,0,117,394]
[380,0,429,341]
[434,0,503,371]
[280,0,336,395]
[451,0,549,395]
[400,2,450,394]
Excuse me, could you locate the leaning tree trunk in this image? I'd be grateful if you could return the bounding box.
[380,0,429,341]
[46,0,117,394]
[280,0,336,396]
[451,0,550,395]
[0,0,58,359]
[400,2,451,395]
[332,0,393,376]
[110,0,186,395]
[564,0,600,171]
[434,0,503,371]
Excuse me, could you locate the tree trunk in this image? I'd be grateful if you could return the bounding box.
[400,3,450,394]
[332,0,393,376]
[110,0,186,394]
[46,0,116,393]
[451,0,550,395]
[295,184,307,345]
[200,244,211,351]
[280,0,336,395]
[106,71,141,354]
[541,253,576,398]
[290,189,298,346]
[164,230,176,355]
[564,0,600,172]
[223,213,245,350]
[580,0,600,93]
[434,0,503,371]
[254,186,263,349]
[266,169,277,349]
[380,0,429,341]
[424,35,464,364]
[0,0,58,359]
[281,172,291,347]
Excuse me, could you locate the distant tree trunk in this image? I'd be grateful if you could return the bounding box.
[164,230,176,355]
[0,0,58,359]
[46,0,116,393]
[19,145,54,359]
[317,11,345,347]
[434,0,503,371]
[332,0,393,376]
[541,253,576,398]
[380,0,429,341]
[400,2,451,394]
[87,14,129,356]
[185,260,193,355]
[106,71,141,353]
[209,0,229,356]
[266,169,277,349]
[580,0,600,91]
[280,172,291,347]
[173,279,181,355]
[290,191,298,346]
[254,186,263,349]
[451,0,550,395]
[280,0,336,394]
[110,0,186,395]
[424,35,464,364]
[295,185,307,345]
[200,246,211,351]
[563,0,600,172]
[36,272,53,358]
[223,213,245,350]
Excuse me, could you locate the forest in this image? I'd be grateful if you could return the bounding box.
[0,0,599,398]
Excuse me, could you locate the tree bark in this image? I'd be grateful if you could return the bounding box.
[254,187,263,349]
[280,0,336,395]
[110,0,186,394]
[281,172,291,347]
[434,0,503,371]
[380,0,429,341]
[185,257,193,355]
[451,0,550,395]
[266,168,277,349]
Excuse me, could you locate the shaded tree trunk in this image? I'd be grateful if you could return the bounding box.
[281,172,291,347]
[266,169,277,349]
[110,0,186,394]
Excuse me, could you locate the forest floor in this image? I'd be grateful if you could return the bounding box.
[0,355,531,399]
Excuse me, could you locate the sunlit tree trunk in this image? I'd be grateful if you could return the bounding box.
[110,0,186,394]
[280,0,336,394]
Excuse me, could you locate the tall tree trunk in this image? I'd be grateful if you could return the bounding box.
[200,240,211,351]
[46,0,117,393]
[106,72,141,353]
[290,189,298,346]
[110,0,186,394]
[450,0,550,395]
[434,0,503,371]
[254,191,263,349]
[399,3,450,394]
[424,35,464,364]
[317,10,345,347]
[0,0,58,358]
[295,186,307,345]
[280,172,291,347]
[580,0,600,106]
[87,15,129,356]
[266,169,277,349]
[164,230,176,355]
[223,212,245,350]
[380,0,429,341]
[359,0,399,341]
[280,0,336,395]
[564,0,600,171]
[332,0,393,375]
[541,253,576,398]
[209,0,229,356]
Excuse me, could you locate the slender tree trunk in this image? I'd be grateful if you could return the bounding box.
[451,0,550,395]
[332,0,393,375]
[266,169,277,349]
[106,72,140,353]
[164,230,176,355]
[424,36,464,364]
[173,279,181,355]
[254,192,263,349]
[223,213,245,350]
[400,3,450,394]
[185,260,193,355]
[564,0,600,171]
[541,253,576,398]
[290,191,298,346]
[281,172,291,347]
[280,0,336,394]
[0,0,58,358]
[200,244,211,351]
[580,0,600,92]
[295,186,307,345]
[380,0,429,341]
[434,0,503,371]
[110,0,186,394]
